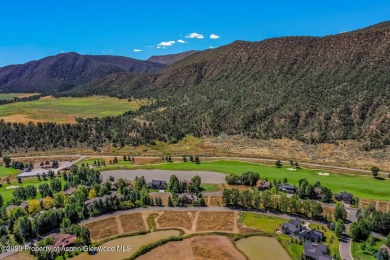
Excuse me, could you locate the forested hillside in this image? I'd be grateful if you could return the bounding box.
[1,21,390,154]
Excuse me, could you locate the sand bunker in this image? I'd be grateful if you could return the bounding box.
[6,186,19,189]
[287,168,296,171]
[318,172,330,176]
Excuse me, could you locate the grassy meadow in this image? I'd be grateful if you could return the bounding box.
[0,96,144,123]
[96,160,390,201]
[0,93,38,100]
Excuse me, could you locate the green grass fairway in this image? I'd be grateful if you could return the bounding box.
[0,93,38,100]
[98,160,390,200]
[0,166,21,178]
[0,177,66,203]
[0,96,143,123]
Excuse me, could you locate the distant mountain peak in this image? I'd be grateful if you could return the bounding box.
[147,50,198,65]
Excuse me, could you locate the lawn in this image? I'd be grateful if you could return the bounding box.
[0,93,38,100]
[242,213,287,232]
[352,239,385,260]
[0,96,144,123]
[0,166,21,178]
[200,183,219,192]
[0,177,66,203]
[97,160,390,201]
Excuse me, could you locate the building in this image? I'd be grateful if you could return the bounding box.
[299,229,324,242]
[64,187,76,196]
[257,180,271,191]
[314,187,322,200]
[45,234,77,252]
[334,191,353,204]
[147,180,167,190]
[278,183,297,194]
[303,242,332,260]
[282,218,306,236]
[178,193,197,204]
[380,244,390,255]
[84,192,123,207]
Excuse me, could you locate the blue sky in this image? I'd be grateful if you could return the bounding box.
[1,0,390,66]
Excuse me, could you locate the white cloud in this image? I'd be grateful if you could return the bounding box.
[210,34,220,39]
[157,41,175,47]
[209,46,215,49]
[133,49,142,52]
[157,46,161,49]
[185,32,204,39]
[177,39,186,43]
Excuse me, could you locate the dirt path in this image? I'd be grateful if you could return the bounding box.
[141,212,151,231]
[115,215,124,234]
[191,212,200,232]
[233,211,239,233]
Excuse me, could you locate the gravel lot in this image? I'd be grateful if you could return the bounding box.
[101,169,226,183]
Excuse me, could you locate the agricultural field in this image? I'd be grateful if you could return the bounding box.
[138,235,246,260]
[196,211,236,232]
[156,211,194,231]
[118,213,146,233]
[0,96,143,123]
[82,216,119,241]
[0,93,38,100]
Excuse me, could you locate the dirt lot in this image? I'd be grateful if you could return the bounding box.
[137,235,245,260]
[149,194,170,206]
[156,211,195,231]
[82,216,118,241]
[322,206,335,220]
[360,199,389,212]
[196,212,236,232]
[207,195,224,206]
[119,213,146,233]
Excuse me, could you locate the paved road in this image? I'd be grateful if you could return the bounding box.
[3,155,388,176]
[339,208,357,260]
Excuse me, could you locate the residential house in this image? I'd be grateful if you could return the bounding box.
[6,201,28,213]
[257,180,271,191]
[334,191,353,204]
[178,193,197,204]
[64,187,76,196]
[380,244,390,256]
[148,180,167,190]
[314,187,322,200]
[282,218,307,236]
[279,183,297,194]
[46,234,77,252]
[303,242,332,260]
[84,192,123,208]
[299,229,324,242]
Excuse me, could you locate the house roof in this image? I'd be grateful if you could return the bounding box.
[178,193,197,201]
[52,233,77,247]
[64,187,76,195]
[300,229,324,241]
[335,191,353,199]
[282,218,303,233]
[303,242,332,260]
[380,244,390,255]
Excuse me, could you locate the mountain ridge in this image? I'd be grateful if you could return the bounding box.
[0,52,165,93]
